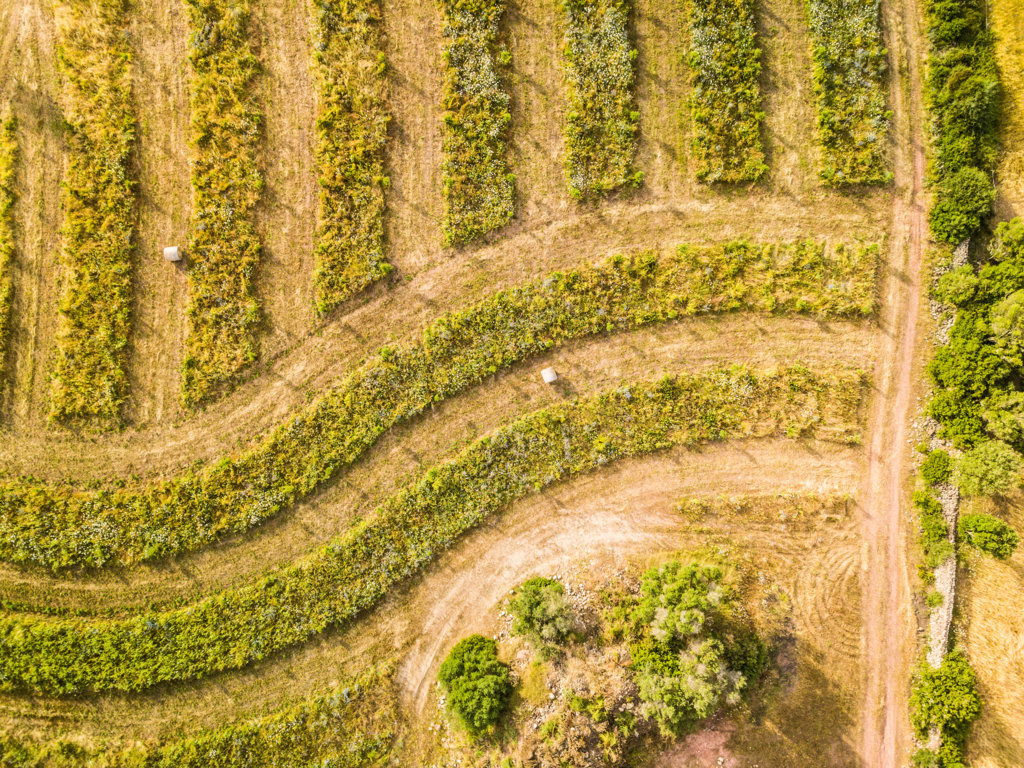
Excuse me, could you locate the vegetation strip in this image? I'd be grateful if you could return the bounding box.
[310,0,392,315]
[439,0,515,246]
[0,665,395,767]
[0,366,863,695]
[686,0,766,183]
[0,239,879,571]
[49,0,137,428]
[560,0,641,198]
[0,115,15,381]
[922,0,998,243]
[805,0,890,185]
[181,0,264,407]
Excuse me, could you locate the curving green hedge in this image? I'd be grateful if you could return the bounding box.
[0,115,15,380]
[181,0,264,407]
[310,0,393,315]
[805,0,891,186]
[686,0,766,184]
[0,366,863,695]
[439,0,516,247]
[0,665,395,767]
[560,0,641,198]
[0,239,878,571]
[49,0,137,429]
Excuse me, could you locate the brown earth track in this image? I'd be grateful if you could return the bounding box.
[858,0,928,763]
[0,315,876,613]
[0,441,863,746]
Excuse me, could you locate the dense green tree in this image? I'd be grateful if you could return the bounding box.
[958,513,1020,558]
[438,635,513,736]
[508,577,574,649]
[955,440,1024,496]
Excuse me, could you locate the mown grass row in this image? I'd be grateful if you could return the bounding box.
[439,0,516,247]
[686,0,766,184]
[805,0,891,185]
[0,665,395,767]
[310,0,393,315]
[0,239,879,571]
[181,0,264,407]
[560,0,641,198]
[0,366,863,695]
[0,115,16,381]
[49,0,136,429]
[923,0,998,244]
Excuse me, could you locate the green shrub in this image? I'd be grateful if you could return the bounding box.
[561,0,641,198]
[686,0,766,183]
[438,635,513,734]
[0,115,15,383]
[49,0,136,429]
[955,439,1024,496]
[931,265,978,307]
[806,0,891,185]
[0,367,863,694]
[928,166,995,245]
[181,0,264,407]
[921,450,953,485]
[310,0,393,315]
[439,0,515,246]
[958,512,1020,559]
[915,491,954,568]
[508,577,574,649]
[910,650,981,766]
[0,239,879,570]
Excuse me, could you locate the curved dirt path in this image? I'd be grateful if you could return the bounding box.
[859,0,928,763]
[0,441,863,744]
[0,315,875,612]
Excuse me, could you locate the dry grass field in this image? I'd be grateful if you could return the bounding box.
[0,0,935,763]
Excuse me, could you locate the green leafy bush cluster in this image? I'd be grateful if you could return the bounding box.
[181,0,264,407]
[958,512,1020,559]
[921,449,953,486]
[805,0,891,185]
[0,366,863,694]
[914,491,954,569]
[686,0,766,183]
[0,666,394,767]
[49,0,137,428]
[439,0,515,246]
[0,238,878,571]
[923,0,998,243]
[910,650,981,768]
[627,562,765,737]
[0,115,15,380]
[560,0,641,198]
[310,0,393,315]
[508,576,574,650]
[439,635,513,735]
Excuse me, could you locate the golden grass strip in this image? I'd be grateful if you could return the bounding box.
[0,115,15,382]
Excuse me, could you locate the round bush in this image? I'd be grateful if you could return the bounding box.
[508,577,574,648]
[438,634,513,735]
[928,166,995,245]
[958,512,1020,559]
[955,440,1024,496]
[921,450,953,486]
[932,265,978,307]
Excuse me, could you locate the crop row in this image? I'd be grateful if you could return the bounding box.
[440,0,516,246]
[686,0,766,183]
[310,0,393,315]
[0,115,15,383]
[0,665,394,767]
[561,0,641,198]
[180,0,264,407]
[805,0,891,185]
[0,366,863,695]
[48,0,137,428]
[923,0,998,244]
[0,239,879,571]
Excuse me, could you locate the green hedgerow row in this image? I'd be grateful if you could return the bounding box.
[180,0,264,407]
[0,115,15,383]
[0,366,864,695]
[560,0,641,198]
[310,0,393,315]
[686,0,766,183]
[0,238,879,571]
[439,0,516,246]
[49,0,137,428]
[923,0,998,244]
[805,0,891,185]
[0,665,395,767]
